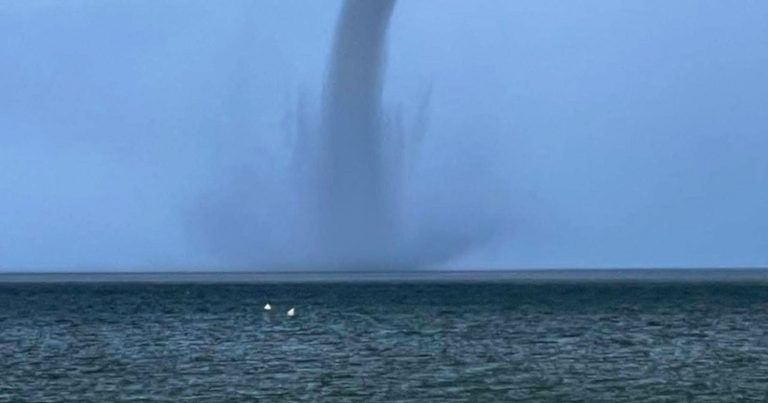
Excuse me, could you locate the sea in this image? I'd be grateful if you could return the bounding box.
[1,270,768,402]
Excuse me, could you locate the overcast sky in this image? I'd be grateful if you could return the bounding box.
[1,0,767,271]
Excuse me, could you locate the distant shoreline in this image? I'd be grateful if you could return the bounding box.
[1,268,767,284]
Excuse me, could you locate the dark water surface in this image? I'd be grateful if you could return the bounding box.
[2,272,768,401]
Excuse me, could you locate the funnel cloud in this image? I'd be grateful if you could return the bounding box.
[197,0,510,270]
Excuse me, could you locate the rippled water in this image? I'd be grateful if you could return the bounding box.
[2,280,768,401]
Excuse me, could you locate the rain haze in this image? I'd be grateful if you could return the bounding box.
[1,0,767,271]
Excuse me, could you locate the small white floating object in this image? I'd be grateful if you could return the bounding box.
[264,303,272,311]
[287,307,295,317]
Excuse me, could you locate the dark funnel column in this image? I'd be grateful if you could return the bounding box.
[318,0,397,267]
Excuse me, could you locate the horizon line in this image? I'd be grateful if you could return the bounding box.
[1,267,768,275]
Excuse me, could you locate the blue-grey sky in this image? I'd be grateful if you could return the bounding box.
[1,0,767,271]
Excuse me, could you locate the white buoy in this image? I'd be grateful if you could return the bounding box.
[264,303,272,311]
[287,307,295,317]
